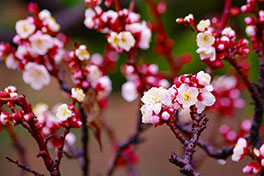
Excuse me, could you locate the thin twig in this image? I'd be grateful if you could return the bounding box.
[6,156,44,176]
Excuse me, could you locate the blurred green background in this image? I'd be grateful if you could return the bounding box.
[0,0,259,175]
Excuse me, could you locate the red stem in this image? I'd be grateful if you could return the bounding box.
[114,0,122,11]
[219,0,232,31]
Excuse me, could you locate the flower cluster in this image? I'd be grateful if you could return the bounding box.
[121,63,169,102]
[112,145,138,167]
[83,4,151,52]
[210,75,245,116]
[0,86,80,129]
[219,119,251,144]
[195,21,249,69]
[232,138,264,175]
[140,71,216,125]
[0,3,68,90]
[66,45,112,108]
[241,0,264,51]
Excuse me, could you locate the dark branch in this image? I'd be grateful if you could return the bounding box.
[6,156,44,176]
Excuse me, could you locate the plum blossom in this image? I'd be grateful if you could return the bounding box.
[108,31,135,52]
[246,25,256,37]
[22,62,50,90]
[232,138,248,162]
[140,87,172,124]
[15,18,36,39]
[107,32,120,48]
[75,45,90,61]
[197,19,210,32]
[86,65,101,81]
[196,71,211,86]
[71,88,85,102]
[4,86,18,97]
[176,84,199,108]
[29,32,54,55]
[56,104,72,121]
[125,21,151,49]
[121,81,138,102]
[118,32,135,52]
[93,76,112,99]
[84,8,96,29]
[184,14,194,23]
[0,112,9,125]
[33,103,49,123]
[242,162,261,175]
[195,88,216,113]
[5,54,19,70]
[196,46,216,61]
[196,31,215,48]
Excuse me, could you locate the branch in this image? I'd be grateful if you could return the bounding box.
[219,0,232,31]
[6,156,44,176]
[169,106,208,176]
[80,104,89,176]
[55,127,71,166]
[227,58,263,146]
[0,95,59,175]
[107,113,151,176]
[6,125,27,176]
[174,119,233,160]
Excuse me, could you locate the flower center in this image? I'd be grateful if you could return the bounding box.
[183,92,191,101]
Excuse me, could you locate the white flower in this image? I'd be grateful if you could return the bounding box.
[22,62,50,90]
[46,17,60,32]
[196,71,211,86]
[93,76,112,99]
[232,138,248,162]
[176,83,198,109]
[140,87,172,123]
[196,31,215,48]
[184,14,194,23]
[54,49,65,64]
[39,10,60,32]
[33,103,49,123]
[4,86,18,95]
[213,76,237,91]
[118,31,135,52]
[246,25,256,37]
[0,112,9,125]
[75,45,90,61]
[122,81,138,102]
[84,8,96,29]
[195,88,216,113]
[140,104,153,123]
[39,10,51,20]
[222,27,236,39]
[197,19,210,32]
[127,12,140,23]
[196,46,216,61]
[87,65,101,81]
[141,87,172,107]
[29,32,54,55]
[107,32,120,48]
[101,10,118,23]
[65,132,76,145]
[71,88,85,102]
[125,21,152,49]
[15,18,36,39]
[5,54,19,70]
[56,104,72,121]
[15,46,28,60]
[90,53,103,66]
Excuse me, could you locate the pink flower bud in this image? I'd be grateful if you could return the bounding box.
[24,114,33,121]
[161,111,170,121]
